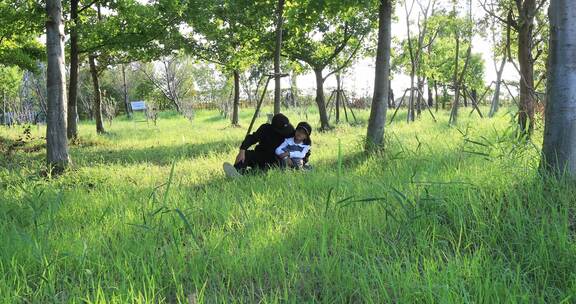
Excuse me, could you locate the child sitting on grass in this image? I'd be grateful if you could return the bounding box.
[275,121,312,169]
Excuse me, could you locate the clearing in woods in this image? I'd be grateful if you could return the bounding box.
[1,108,575,302]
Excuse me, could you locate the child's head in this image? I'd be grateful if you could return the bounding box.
[295,122,312,142]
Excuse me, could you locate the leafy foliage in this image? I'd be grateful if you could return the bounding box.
[0,0,44,70]
[393,12,485,91]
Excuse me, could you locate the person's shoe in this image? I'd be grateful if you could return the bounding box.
[223,162,241,178]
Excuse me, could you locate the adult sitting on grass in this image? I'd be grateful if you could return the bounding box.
[223,113,295,177]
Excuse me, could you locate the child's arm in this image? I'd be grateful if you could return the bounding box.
[289,144,310,159]
[275,139,290,156]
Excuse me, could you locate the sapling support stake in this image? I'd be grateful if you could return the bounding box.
[245,73,289,137]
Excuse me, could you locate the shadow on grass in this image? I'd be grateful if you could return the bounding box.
[72,139,238,167]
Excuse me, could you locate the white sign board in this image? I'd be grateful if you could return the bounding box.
[131,101,147,111]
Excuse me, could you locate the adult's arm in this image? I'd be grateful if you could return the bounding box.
[240,124,266,150]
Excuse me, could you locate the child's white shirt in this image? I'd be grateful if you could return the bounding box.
[275,137,311,159]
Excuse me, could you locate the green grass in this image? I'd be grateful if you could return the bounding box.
[1,106,575,303]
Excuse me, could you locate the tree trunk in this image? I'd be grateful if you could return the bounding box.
[314,68,330,130]
[232,70,240,126]
[434,82,439,112]
[67,0,79,140]
[122,64,131,118]
[517,0,536,135]
[273,0,285,115]
[449,29,461,125]
[408,74,415,122]
[541,0,576,178]
[336,73,342,123]
[388,80,394,108]
[450,34,473,125]
[290,73,298,107]
[489,57,506,117]
[416,78,423,116]
[89,55,105,134]
[2,91,6,125]
[46,0,70,172]
[366,0,391,151]
[427,80,434,107]
[442,85,447,109]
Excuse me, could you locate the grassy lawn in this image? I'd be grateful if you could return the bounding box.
[1,107,575,302]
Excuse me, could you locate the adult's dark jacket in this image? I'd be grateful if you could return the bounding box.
[240,123,291,165]
[240,124,311,166]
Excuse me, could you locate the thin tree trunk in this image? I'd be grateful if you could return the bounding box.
[442,85,447,109]
[122,64,131,118]
[489,57,506,117]
[408,74,415,122]
[336,73,342,123]
[366,0,391,151]
[314,68,330,130]
[416,78,423,116]
[46,0,70,171]
[541,0,576,178]
[290,73,298,106]
[404,0,416,123]
[449,0,473,126]
[517,0,536,135]
[427,79,434,107]
[67,0,79,140]
[273,0,285,115]
[388,80,394,108]
[449,29,461,125]
[232,69,240,126]
[434,82,439,112]
[89,55,105,134]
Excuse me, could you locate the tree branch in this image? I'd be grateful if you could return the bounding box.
[530,0,547,18]
[323,34,365,81]
[479,0,515,28]
[78,0,99,14]
[321,23,353,67]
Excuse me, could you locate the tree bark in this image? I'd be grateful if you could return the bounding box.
[416,78,424,115]
[517,0,536,135]
[232,69,240,126]
[408,74,415,122]
[2,91,6,125]
[442,85,447,109]
[541,0,576,178]
[89,55,105,134]
[449,28,461,125]
[290,73,298,107]
[366,0,391,151]
[46,0,70,171]
[427,79,434,107]
[489,57,506,117]
[450,32,473,125]
[434,82,439,112]
[273,0,285,115]
[67,0,79,140]
[314,68,330,130]
[336,73,342,123]
[388,80,394,108]
[122,64,132,118]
